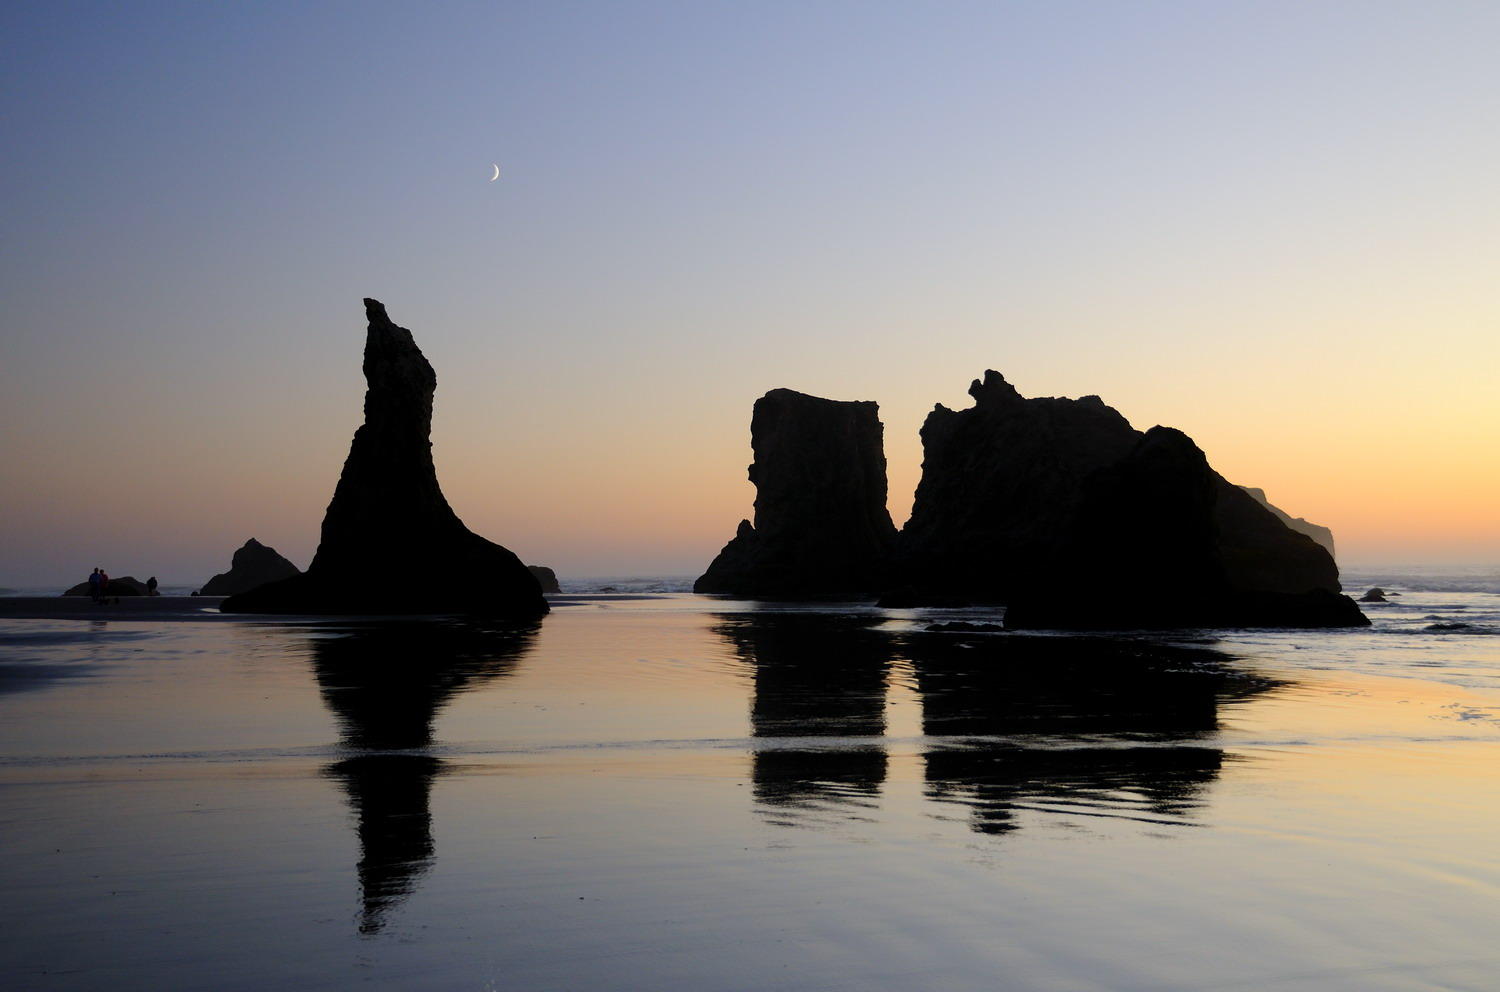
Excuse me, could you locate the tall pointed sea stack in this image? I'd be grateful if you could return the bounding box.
[223,299,547,618]
[695,389,897,598]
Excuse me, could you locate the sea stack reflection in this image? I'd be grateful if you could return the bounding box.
[223,299,546,618]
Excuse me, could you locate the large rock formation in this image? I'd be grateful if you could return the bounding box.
[1239,486,1336,557]
[222,299,547,619]
[695,389,897,598]
[200,538,300,596]
[893,371,1141,603]
[1002,426,1366,629]
[892,371,1365,629]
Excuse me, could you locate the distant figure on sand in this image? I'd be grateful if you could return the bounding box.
[98,569,110,603]
[146,576,158,597]
[87,568,102,603]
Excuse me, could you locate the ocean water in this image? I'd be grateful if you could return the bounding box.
[1,572,1498,991]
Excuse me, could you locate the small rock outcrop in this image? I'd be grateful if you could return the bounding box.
[526,565,560,593]
[1239,487,1336,557]
[200,539,301,596]
[695,389,897,598]
[1359,588,1388,603]
[61,576,148,597]
[222,299,547,619]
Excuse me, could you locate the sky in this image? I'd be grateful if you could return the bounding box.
[2,1,1498,587]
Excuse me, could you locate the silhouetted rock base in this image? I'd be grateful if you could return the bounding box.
[224,573,547,619]
[1004,588,1370,631]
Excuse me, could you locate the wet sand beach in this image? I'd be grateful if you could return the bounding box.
[2,585,1499,991]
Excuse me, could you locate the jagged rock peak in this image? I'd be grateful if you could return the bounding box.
[968,369,1022,407]
[221,298,546,618]
[200,538,301,597]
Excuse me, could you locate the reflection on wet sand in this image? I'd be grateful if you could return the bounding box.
[906,633,1279,834]
[715,614,891,825]
[715,613,1281,835]
[310,621,537,934]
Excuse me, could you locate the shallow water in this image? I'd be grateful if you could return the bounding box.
[2,585,1499,991]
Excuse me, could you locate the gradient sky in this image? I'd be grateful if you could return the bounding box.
[3,1,1498,586]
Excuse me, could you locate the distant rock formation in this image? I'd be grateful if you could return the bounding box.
[1359,588,1388,603]
[1239,487,1336,557]
[200,539,301,596]
[889,371,1365,629]
[526,565,560,594]
[61,576,148,597]
[222,299,547,619]
[695,389,897,598]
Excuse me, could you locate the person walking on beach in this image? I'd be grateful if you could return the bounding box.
[87,568,102,603]
[98,569,110,602]
[146,576,158,597]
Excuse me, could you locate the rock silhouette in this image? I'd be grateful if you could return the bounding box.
[893,371,1142,603]
[199,538,300,596]
[695,370,1364,626]
[222,299,547,618]
[1002,425,1366,629]
[1359,587,1388,603]
[526,565,560,593]
[1240,486,1336,557]
[61,575,148,597]
[695,389,897,598]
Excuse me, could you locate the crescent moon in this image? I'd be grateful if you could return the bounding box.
[489,163,500,182]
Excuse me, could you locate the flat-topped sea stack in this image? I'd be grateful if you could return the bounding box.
[891,371,1365,629]
[200,538,300,596]
[222,299,547,619]
[695,389,897,598]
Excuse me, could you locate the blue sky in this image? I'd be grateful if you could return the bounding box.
[3,1,1498,584]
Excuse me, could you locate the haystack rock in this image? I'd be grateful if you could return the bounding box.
[222,299,547,618]
[892,371,1365,629]
[527,565,560,593]
[1239,487,1336,557]
[200,538,300,596]
[695,389,897,598]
